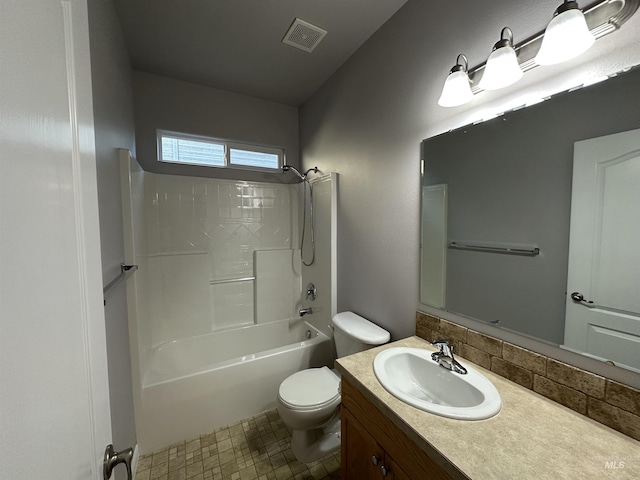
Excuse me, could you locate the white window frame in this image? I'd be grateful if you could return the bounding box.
[157,129,284,172]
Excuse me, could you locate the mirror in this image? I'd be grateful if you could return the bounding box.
[421,66,640,372]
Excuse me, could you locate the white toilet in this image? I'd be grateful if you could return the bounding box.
[277,311,390,463]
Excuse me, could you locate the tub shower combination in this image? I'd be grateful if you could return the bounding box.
[121,152,336,453]
[140,320,333,453]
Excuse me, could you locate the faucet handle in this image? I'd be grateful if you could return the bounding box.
[431,339,453,356]
[431,339,450,349]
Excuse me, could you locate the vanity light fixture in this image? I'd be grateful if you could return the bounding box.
[535,1,595,65]
[436,0,639,107]
[437,54,474,107]
[480,27,523,91]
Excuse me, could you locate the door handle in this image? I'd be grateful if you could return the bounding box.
[103,444,133,480]
[570,292,595,308]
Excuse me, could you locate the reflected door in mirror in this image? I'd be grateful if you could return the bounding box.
[564,128,640,371]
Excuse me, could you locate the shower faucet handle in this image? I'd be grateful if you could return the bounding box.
[306,283,317,301]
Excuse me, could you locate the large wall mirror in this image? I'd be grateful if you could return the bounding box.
[421,66,640,374]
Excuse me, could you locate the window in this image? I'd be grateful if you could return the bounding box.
[157,130,283,171]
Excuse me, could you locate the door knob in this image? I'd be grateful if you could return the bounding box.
[570,291,595,307]
[371,455,380,466]
[380,465,390,477]
[103,444,133,480]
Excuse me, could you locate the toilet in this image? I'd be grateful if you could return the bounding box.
[277,311,390,463]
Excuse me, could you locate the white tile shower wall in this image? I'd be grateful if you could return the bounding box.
[299,174,337,338]
[147,253,212,346]
[255,249,302,324]
[135,173,297,347]
[210,280,254,330]
[123,154,152,374]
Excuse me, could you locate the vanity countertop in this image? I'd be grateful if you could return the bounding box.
[336,336,640,479]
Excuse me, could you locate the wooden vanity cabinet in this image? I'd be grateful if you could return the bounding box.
[340,378,454,480]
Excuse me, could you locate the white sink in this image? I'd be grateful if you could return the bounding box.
[373,347,502,420]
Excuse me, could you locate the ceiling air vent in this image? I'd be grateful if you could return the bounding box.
[282,18,327,53]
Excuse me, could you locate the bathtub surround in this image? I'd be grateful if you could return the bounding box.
[416,311,640,441]
[134,409,340,480]
[134,169,300,350]
[255,250,302,324]
[121,155,338,453]
[300,174,339,340]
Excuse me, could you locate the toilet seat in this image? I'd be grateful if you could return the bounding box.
[278,366,340,410]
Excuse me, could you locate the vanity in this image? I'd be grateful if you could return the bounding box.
[337,336,640,479]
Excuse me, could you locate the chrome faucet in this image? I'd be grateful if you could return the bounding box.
[431,339,467,375]
[299,307,313,317]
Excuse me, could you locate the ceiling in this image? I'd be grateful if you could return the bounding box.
[112,0,408,106]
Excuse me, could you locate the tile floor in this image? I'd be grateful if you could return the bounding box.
[134,409,341,480]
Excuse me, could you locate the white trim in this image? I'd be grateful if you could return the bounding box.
[62,4,100,478]
[62,2,112,477]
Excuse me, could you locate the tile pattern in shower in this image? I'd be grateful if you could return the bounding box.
[134,409,340,480]
[136,174,299,347]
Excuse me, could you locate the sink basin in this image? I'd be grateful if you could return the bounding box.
[373,347,502,420]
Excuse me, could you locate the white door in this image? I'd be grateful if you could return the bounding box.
[0,1,113,479]
[564,129,640,371]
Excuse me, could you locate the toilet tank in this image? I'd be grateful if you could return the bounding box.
[332,312,390,358]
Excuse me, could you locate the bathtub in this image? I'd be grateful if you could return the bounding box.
[138,319,334,454]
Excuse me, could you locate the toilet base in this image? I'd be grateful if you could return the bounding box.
[290,414,341,463]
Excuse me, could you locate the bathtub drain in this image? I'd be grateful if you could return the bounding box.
[305,329,312,339]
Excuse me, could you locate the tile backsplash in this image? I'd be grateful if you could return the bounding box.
[416,311,640,441]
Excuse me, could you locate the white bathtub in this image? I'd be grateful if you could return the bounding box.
[138,319,334,454]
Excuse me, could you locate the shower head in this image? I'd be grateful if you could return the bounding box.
[282,164,318,181]
[282,165,305,180]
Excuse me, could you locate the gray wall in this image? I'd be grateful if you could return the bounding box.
[88,0,137,474]
[132,71,300,184]
[423,67,640,344]
[299,0,640,341]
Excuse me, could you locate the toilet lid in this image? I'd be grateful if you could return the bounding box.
[279,366,340,408]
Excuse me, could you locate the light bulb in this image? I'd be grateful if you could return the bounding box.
[536,1,595,66]
[480,27,523,91]
[438,54,473,107]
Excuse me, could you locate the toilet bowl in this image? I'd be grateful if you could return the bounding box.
[277,366,342,463]
[277,311,390,463]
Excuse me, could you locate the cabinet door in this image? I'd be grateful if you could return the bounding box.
[342,406,385,479]
[341,378,455,480]
[385,454,412,480]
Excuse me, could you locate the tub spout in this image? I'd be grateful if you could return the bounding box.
[299,307,313,317]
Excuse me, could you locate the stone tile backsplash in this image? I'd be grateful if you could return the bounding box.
[416,311,640,441]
